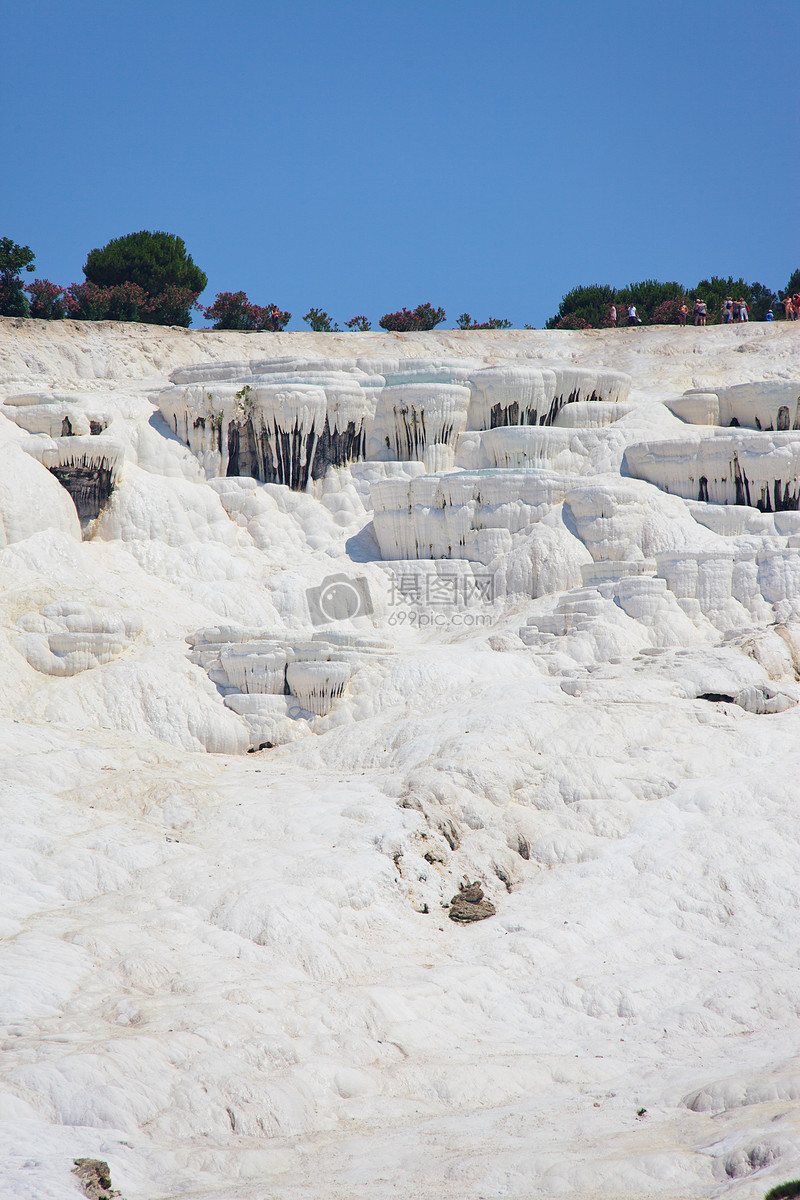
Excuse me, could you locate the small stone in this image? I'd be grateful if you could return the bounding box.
[448,879,496,923]
[72,1158,122,1200]
[455,882,484,904]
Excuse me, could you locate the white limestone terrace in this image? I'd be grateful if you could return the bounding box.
[3,317,800,1200]
[187,626,394,748]
[156,356,632,487]
[667,381,800,431]
[626,429,800,511]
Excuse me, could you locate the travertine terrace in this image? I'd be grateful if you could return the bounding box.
[2,316,800,1200]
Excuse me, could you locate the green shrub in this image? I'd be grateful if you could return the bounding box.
[84,230,207,298]
[456,313,513,329]
[616,280,684,323]
[777,269,800,318]
[545,284,615,330]
[782,268,800,297]
[693,276,754,324]
[303,307,339,331]
[0,237,35,317]
[0,282,30,317]
[764,1181,800,1200]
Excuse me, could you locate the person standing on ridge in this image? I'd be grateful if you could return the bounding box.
[627,303,641,326]
[678,300,688,327]
[608,303,617,327]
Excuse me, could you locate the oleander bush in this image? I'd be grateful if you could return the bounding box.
[203,291,290,331]
[143,284,204,326]
[345,315,371,330]
[651,297,687,325]
[555,312,594,330]
[26,279,67,320]
[379,302,445,332]
[106,280,148,322]
[64,281,113,320]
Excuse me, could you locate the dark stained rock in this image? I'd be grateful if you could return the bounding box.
[448,879,496,923]
[49,461,116,524]
[72,1158,122,1199]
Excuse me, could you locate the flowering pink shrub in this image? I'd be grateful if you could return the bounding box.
[64,281,113,320]
[650,297,687,325]
[379,302,446,332]
[345,315,371,331]
[63,281,201,325]
[202,291,251,329]
[555,313,593,330]
[26,279,66,320]
[203,291,290,331]
[143,285,202,326]
[107,281,147,322]
[251,303,290,331]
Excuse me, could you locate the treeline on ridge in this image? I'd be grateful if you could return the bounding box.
[546,273,800,328]
[3,231,800,331]
[0,233,513,332]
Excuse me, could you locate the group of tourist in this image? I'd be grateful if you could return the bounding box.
[783,292,800,320]
[688,296,752,326]
[605,295,799,326]
[720,296,749,323]
[608,304,643,326]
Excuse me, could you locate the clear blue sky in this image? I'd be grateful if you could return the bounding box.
[2,1,798,328]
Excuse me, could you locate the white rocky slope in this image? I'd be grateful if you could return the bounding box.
[1,317,800,1200]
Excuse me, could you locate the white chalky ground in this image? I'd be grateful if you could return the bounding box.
[1,318,800,1200]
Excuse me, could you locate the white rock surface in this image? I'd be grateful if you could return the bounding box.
[2,319,800,1200]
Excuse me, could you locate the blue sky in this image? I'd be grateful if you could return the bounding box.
[2,1,798,328]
